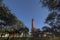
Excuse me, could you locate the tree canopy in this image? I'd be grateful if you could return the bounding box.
[41,0,60,36]
[0,0,29,35]
[40,0,60,11]
[0,0,24,26]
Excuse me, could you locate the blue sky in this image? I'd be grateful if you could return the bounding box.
[3,0,49,31]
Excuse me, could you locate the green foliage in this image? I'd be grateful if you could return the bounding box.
[42,26,51,32]
[0,0,24,26]
[41,0,60,36]
[0,7,18,25]
[0,37,60,40]
[40,0,60,11]
[45,12,57,26]
[0,0,29,35]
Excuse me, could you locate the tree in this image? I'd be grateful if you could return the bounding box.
[41,0,60,36]
[45,11,60,36]
[22,27,29,37]
[40,0,60,11]
[45,12,57,26]
[32,28,41,37]
[0,0,29,37]
[25,27,29,37]
[0,6,18,25]
[0,0,24,26]
[42,26,51,32]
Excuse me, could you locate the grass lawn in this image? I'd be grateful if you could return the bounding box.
[0,37,60,40]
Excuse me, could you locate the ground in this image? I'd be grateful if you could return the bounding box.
[0,37,60,40]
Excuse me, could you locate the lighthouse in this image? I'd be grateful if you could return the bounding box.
[32,19,34,37]
[32,19,34,30]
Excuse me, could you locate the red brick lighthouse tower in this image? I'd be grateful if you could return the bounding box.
[32,19,34,37]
